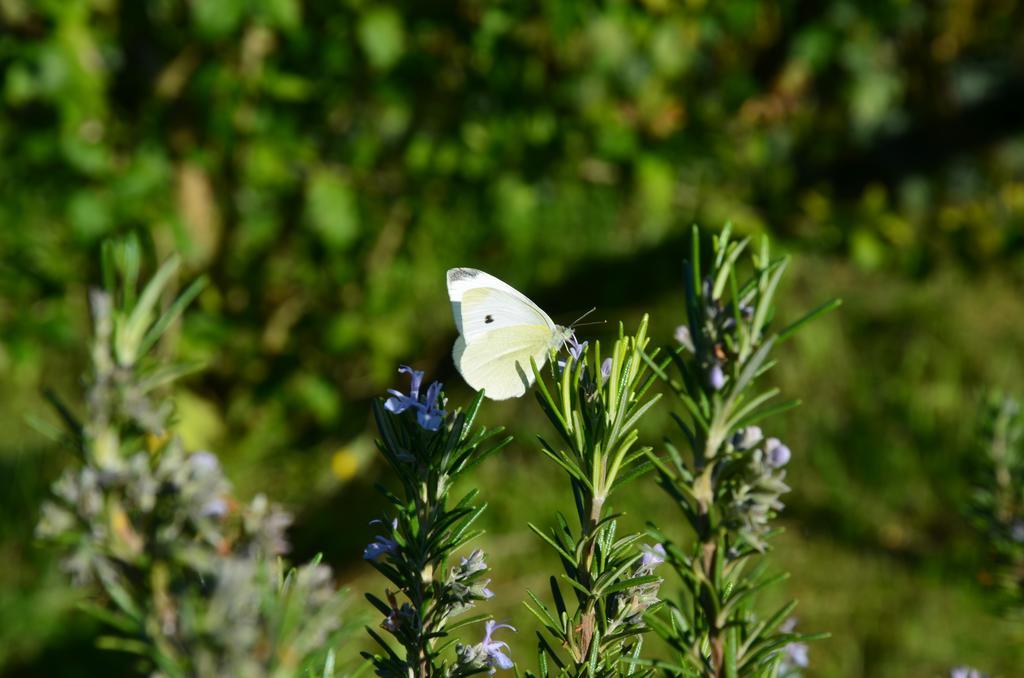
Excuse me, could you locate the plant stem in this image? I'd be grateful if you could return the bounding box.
[412,480,431,678]
[702,540,725,677]
[577,493,605,662]
[695,470,725,678]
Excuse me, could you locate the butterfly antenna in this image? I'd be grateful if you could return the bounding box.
[572,319,607,328]
[570,307,598,328]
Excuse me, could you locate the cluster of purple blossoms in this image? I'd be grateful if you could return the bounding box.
[732,426,791,469]
[675,278,756,392]
[364,517,514,671]
[612,543,666,625]
[724,426,793,549]
[445,549,496,615]
[369,358,517,674]
[675,323,727,391]
[384,365,446,431]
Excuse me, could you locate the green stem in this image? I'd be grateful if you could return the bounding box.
[699,526,725,677]
[576,493,605,666]
[412,479,433,678]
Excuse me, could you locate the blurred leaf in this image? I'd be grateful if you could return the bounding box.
[67,190,113,242]
[357,7,405,71]
[191,0,247,39]
[291,372,341,424]
[259,0,301,32]
[304,168,361,251]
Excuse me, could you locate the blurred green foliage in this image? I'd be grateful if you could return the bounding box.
[2,0,1024,675]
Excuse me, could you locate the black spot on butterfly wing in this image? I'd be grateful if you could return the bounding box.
[485,314,494,324]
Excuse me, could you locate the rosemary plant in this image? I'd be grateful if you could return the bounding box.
[36,239,354,677]
[524,317,664,676]
[363,367,514,676]
[971,393,1024,615]
[644,227,836,677]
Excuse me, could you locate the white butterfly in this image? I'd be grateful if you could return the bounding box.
[447,268,573,400]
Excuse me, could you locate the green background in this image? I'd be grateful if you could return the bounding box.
[2,0,1024,675]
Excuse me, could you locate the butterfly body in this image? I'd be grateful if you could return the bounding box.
[447,268,571,400]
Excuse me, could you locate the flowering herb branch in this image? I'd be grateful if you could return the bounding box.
[524,317,664,676]
[37,238,354,677]
[364,367,514,677]
[970,393,1024,615]
[643,227,835,677]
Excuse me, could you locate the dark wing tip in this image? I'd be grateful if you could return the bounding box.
[447,267,479,283]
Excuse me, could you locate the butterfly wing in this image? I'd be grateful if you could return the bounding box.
[447,268,554,341]
[453,325,554,400]
[457,286,556,343]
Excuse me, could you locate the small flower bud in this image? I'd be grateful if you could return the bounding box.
[784,642,809,669]
[1011,519,1024,544]
[732,426,763,450]
[674,325,695,352]
[765,438,791,468]
[708,364,725,391]
[189,450,220,475]
[200,497,228,518]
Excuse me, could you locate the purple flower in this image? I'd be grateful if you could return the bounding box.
[385,365,446,431]
[779,618,808,671]
[640,543,666,569]
[708,364,725,391]
[200,497,228,518]
[600,357,612,383]
[416,382,444,430]
[674,325,695,352]
[189,451,220,475]
[765,437,791,468]
[459,549,489,575]
[363,537,396,561]
[447,550,495,609]
[783,642,809,669]
[363,518,399,561]
[621,545,666,622]
[567,334,588,361]
[950,667,986,678]
[556,335,589,377]
[385,365,425,413]
[480,620,516,672]
[1011,519,1024,544]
